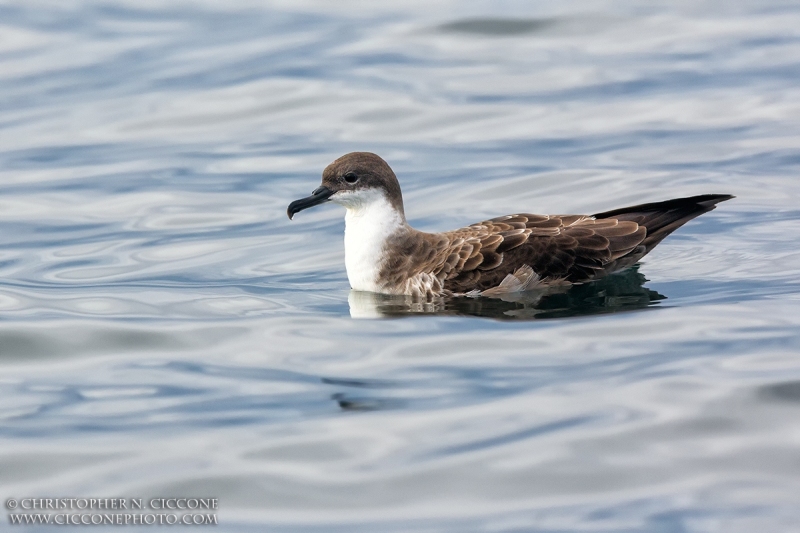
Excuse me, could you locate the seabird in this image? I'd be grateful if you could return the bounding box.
[287,152,733,298]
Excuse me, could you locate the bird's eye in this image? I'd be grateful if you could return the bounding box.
[343,172,358,184]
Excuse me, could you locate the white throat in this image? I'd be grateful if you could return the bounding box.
[333,189,406,293]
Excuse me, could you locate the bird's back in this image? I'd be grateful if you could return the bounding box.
[433,194,733,295]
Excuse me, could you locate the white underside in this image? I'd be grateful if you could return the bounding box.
[333,189,406,293]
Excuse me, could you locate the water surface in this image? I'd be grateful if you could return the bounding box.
[1,1,800,531]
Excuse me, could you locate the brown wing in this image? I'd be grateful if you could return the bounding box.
[380,195,732,296]
[437,214,646,293]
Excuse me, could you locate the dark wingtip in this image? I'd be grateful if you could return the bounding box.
[593,193,735,219]
[696,194,735,207]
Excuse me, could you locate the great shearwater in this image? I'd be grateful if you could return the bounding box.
[287,152,733,298]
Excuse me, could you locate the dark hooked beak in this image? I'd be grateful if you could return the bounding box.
[287,186,335,219]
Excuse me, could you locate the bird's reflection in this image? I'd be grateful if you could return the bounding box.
[348,266,666,320]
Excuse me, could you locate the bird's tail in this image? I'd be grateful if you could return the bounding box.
[593,194,734,254]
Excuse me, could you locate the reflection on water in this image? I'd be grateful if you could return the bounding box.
[331,392,403,412]
[758,381,800,403]
[349,266,665,319]
[438,18,559,36]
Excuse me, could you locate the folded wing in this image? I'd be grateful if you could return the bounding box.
[438,194,733,294]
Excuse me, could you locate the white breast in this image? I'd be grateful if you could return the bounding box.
[335,189,405,293]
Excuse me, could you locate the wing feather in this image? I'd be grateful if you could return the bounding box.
[380,195,732,296]
[433,212,649,293]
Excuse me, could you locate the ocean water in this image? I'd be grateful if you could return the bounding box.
[1,1,800,531]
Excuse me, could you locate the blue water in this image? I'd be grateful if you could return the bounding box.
[2,1,800,531]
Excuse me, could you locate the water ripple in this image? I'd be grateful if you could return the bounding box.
[1,1,800,531]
